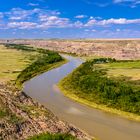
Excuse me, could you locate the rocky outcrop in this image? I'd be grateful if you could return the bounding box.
[0,83,92,140]
[0,39,140,60]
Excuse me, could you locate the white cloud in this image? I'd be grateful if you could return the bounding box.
[92,29,96,32]
[83,0,140,7]
[28,3,39,6]
[84,18,140,27]
[39,15,58,21]
[75,15,87,19]
[0,12,3,18]
[116,29,121,32]
[39,15,50,21]
[94,2,109,7]
[37,16,71,29]
[38,9,61,22]
[8,8,40,20]
[98,18,140,25]
[0,8,71,29]
[1,7,140,30]
[7,22,38,29]
[9,16,23,20]
[113,0,140,7]
[85,19,97,26]
[74,21,84,28]
[113,0,135,4]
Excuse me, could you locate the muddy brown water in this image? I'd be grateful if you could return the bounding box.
[23,55,140,140]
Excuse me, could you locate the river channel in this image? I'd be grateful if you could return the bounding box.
[23,55,140,140]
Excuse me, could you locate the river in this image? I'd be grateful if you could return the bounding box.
[23,55,140,140]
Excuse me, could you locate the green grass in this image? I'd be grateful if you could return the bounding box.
[15,50,66,88]
[0,109,8,118]
[27,133,77,140]
[8,113,25,124]
[0,107,24,124]
[0,45,38,82]
[94,61,140,81]
[59,58,140,121]
[0,44,66,88]
[18,104,53,118]
[99,61,140,69]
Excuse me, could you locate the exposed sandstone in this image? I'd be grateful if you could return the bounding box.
[0,39,140,60]
[0,83,92,140]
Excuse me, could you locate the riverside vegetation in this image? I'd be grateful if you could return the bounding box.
[59,58,140,121]
[0,44,90,140]
[4,44,65,87]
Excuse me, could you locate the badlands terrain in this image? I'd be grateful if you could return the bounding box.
[0,39,140,60]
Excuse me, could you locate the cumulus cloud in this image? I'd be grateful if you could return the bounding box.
[83,0,140,7]
[7,22,38,29]
[74,21,84,28]
[38,10,71,28]
[113,0,135,4]
[85,18,140,27]
[0,8,68,29]
[7,8,40,20]
[116,28,121,32]
[85,19,97,26]
[0,12,3,18]
[113,0,140,7]
[98,18,140,25]
[37,17,71,28]
[75,15,87,19]
[0,7,140,30]
[39,15,62,22]
[94,2,109,7]
[28,3,39,6]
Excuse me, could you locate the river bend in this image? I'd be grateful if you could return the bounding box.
[23,55,140,140]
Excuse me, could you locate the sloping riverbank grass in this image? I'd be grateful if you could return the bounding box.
[15,48,66,88]
[95,61,140,81]
[3,44,67,88]
[0,45,38,82]
[59,58,140,121]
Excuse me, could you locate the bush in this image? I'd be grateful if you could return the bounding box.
[61,58,140,115]
[15,47,63,86]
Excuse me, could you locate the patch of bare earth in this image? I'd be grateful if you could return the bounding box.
[0,83,92,140]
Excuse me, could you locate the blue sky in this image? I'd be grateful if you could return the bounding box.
[0,0,140,38]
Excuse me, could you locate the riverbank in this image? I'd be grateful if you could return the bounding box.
[0,44,92,140]
[59,84,140,122]
[58,58,140,122]
[0,83,91,140]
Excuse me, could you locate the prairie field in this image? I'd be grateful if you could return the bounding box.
[94,61,140,81]
[0,45,38,82]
